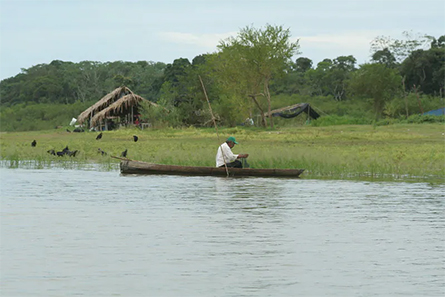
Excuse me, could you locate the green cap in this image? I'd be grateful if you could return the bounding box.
[227,136,238,144]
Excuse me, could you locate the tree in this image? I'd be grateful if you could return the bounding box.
[371,48,397,68]
[330,55,356,100]
[294,57,313,72]
[307,56,356,100]
[128,61,166,101]
[0,60,167,106]
[216,24,300,128]
[163,58,192,87]
[204,50,254,126]
[156,57,216,126]
[430,35,445,48]
[400,35,445,96]
[333,55,356,71]
[370,31,431,63]
[348,63,402,118]
[306,59,333,96]
[192,55,207,66]
[74,61,106,102]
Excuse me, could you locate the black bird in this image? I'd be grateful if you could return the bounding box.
[121,149,128,158]
[96,132,103,140]
[97,148,107,156]
[56,146,70,157]
[133,135,138,142]
[31,140,37,147]
[67,150,78,157]
[47,149,56,156]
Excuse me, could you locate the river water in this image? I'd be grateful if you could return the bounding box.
[0,167,444,297]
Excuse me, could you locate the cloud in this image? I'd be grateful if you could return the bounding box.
[159,30,387,56]
[156,30,394,64]
[298,31,382,50]
[294,30,402,63]
[158,31,237,49]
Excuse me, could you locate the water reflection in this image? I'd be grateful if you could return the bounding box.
[1,168,444,297]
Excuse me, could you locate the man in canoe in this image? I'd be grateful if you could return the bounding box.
[216,136,249,168]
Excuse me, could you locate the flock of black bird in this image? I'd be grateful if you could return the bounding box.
[31,132,139,159]
[46,146,78,157]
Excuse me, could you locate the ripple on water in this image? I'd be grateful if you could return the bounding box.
[0,168,444,296]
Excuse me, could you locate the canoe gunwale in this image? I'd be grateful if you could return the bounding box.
[120,160,304,178]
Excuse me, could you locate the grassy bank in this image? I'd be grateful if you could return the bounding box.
[1,124,444,182]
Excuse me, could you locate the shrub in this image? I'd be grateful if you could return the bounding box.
[383,94,444,118]
[0,101,92,132]
[404,114,445,124]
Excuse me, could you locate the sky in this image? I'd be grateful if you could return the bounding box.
[0,0,444,80]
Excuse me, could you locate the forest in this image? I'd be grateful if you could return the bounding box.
[0,26,444,131]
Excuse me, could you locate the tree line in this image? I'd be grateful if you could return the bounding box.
[0,26,443,131]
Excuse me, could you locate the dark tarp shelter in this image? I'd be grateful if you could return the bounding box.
[264,103,320,120]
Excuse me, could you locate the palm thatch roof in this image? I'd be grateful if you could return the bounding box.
[77,86,133,124]
[90,94,160,127]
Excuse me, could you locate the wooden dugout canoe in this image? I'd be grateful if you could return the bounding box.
[120,160,305,178]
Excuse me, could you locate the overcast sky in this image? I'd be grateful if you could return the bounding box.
[0,0,443,80]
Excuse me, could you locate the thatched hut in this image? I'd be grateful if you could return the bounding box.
[77,86,133,127]
[90,94,160,129]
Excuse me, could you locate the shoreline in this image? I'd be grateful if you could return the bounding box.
[1,123,444,183]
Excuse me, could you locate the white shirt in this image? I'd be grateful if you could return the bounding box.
[216,142,238,167]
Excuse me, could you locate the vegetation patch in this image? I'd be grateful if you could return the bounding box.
[1,124,443,183]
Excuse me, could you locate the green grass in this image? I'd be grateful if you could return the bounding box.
[1,124,444,182]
